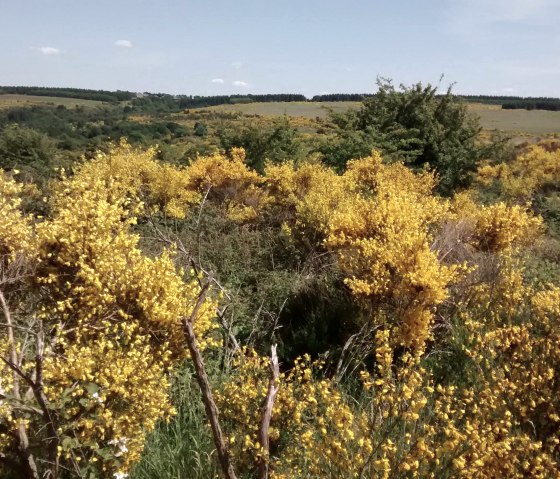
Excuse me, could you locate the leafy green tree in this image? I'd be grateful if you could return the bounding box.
[319,78,488,194]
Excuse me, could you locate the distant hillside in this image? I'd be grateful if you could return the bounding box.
[0,86,136,102]
[2,86,559,112]
[311,93,560,111]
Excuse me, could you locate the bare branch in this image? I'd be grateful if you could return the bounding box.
[257,345,280,479]
[0,289,40,479]
[182,281,237,479]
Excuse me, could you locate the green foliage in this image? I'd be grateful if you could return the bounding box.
[0,124,58,182]
[129,366,218,479]
[218,117,303,172]
[536,192,560,235]
[0,104,189,162]
[318,78,488,194]
[0,85,135,102]
[194,121,208,137]
[142,198,361,362]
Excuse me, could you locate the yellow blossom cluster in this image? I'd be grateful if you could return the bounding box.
[3,140,555,477]
[207,149,559,478]
[215,349,373,478]
[70,139,198,218]
[265,161,353,234]
[326,154,456,348]
[477,141,560,200]
[219,313,560,478]
[471,202,543,252]
[43,322,176,472]
[450,283,560,478]
[0,171,36,260]
[185,147,268,221]
[77,141,271,222]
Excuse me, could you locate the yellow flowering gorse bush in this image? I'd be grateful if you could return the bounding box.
[0,147,219,478]
[477,141,560,200]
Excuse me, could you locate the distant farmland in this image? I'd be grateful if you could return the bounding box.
[469,104,560,135]
[0,94,104,109]
[1,94,558,137]
[195,101,560,136]
[192,101,361,119]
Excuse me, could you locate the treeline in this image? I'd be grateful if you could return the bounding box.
[131,93,307,114]
[459,95,560,111]
[3,86,560,112]
[0,86,136,102]
[180,93,307,108]
[501,98,560,111]
[313,93,560,111]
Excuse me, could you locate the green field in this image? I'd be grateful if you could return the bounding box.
[196,101,560,137]
[0,94,104,109]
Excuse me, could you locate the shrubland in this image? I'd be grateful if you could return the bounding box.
[1,84,560,479]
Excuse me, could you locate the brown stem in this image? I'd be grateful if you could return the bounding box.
[35,321,61,477]
[0,290,40,479]
[182,281,237,479]
[257,345,280,479]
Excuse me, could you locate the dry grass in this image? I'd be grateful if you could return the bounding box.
[469,103,560,136]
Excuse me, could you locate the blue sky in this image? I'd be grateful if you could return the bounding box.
[1,0,559,97]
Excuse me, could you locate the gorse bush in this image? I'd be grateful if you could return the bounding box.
[0,149,219,478]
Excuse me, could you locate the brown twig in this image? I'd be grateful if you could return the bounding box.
[257,344,280,479]
[0,289,40,479]
[181,281,237,479]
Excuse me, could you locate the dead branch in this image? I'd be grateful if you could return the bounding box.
[0,289,40,479]
[182,281,237,479]
[257,345,280,479]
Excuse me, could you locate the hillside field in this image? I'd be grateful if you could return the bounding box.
[1,94,559,137]
[0,93,105,109]
[194,101,560,136]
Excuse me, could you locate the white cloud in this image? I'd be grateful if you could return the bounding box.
[231,61,243,70]
[211,78,225,84]
[39,46,60,55]
[115,40,133,48]
[232,81,249,87]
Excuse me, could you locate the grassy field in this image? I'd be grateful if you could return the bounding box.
[0,94,104,109]
[470,104,560,136]
[194,101,560,137]
[192,101,360,119]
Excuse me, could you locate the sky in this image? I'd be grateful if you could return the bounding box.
[1,0,559,97]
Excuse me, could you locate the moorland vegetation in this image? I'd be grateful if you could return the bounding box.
[1,81,560,479]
